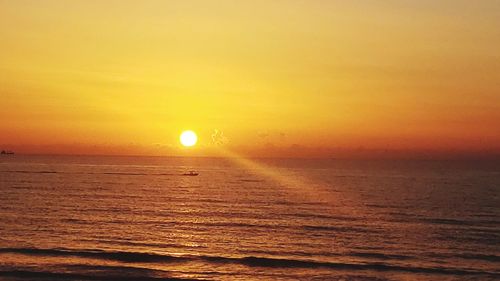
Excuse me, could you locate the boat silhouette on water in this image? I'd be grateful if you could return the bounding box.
[182,170,199,176]
[1,150,14,155]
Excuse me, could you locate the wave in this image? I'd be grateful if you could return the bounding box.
[348,252,412,260]
[238,179,265,183]
[429,252,500,262]
[0,248,498,277]
[455,253,500,262]
[1,170,58,174]
[0,248,187,263]
[0,269,199,281]
[1,171,176,176]
[102,172,150,176]
[239,249,413,261]
[100,172,175,176]
[301,225,376,233]
[420,217,500,227]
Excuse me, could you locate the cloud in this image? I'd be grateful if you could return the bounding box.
[258,132,269,139]
[258,131,286,141]
[212,129,228,145]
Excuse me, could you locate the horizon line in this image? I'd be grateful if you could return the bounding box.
[3,152,500,161]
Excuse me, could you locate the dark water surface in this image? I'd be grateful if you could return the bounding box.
[0,155,498,280]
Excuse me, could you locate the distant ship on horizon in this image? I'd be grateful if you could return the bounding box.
[1,150,14,155]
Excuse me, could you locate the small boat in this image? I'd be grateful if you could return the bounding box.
[1,150,14,155]
[183,170,199,176]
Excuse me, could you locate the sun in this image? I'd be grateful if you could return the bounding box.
[180,130,198,147]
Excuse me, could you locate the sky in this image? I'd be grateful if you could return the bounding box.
[1,0,499,157]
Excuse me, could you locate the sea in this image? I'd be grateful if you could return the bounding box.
[0,155,498,281]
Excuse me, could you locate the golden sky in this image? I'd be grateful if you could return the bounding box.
[1,0,499,157]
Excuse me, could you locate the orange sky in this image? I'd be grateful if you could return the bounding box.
[1,0,499,157]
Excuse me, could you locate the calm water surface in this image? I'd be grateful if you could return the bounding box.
[0,155,499,280]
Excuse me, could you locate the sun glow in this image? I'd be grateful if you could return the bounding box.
[180,130,198,147]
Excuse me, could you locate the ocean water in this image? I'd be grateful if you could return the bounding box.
[0,155,498,281]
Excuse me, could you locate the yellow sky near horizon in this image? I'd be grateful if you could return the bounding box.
[1,0,499,156]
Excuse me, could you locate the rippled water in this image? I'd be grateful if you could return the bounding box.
[0,155,499,280]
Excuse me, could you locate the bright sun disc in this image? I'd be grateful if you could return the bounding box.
[180,130,197,147]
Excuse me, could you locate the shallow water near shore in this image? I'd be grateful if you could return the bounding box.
[0,155,499,280]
